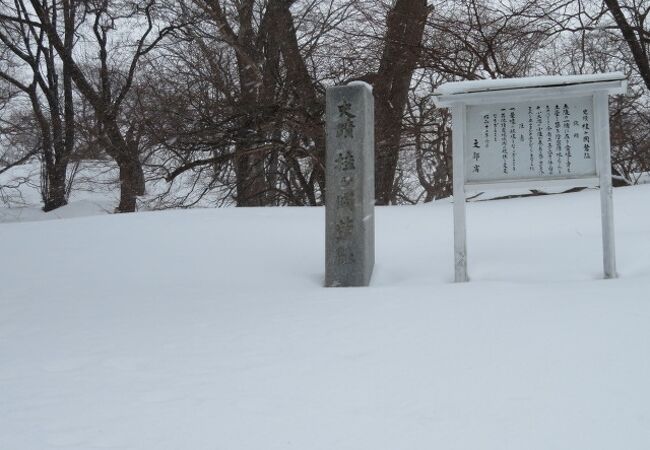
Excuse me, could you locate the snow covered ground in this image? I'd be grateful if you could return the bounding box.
[1,179,650,449]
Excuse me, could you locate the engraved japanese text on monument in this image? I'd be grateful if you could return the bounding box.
[333,99,357,266]
[325,83,375,287]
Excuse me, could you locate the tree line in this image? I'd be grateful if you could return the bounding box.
[1,0,649,212]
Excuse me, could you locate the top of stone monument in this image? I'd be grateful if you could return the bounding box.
[347,80,374,93]
[435,72,626,96]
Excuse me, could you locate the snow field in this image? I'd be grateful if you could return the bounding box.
[1,185,650,449]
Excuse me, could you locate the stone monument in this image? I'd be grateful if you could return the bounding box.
[325,83,375,287]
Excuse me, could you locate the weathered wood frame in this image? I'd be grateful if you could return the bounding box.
[435,75,627,282]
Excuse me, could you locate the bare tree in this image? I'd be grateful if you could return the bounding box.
[155,0,352,207]
[532,0,650,183]
[27,0,176,212]
[406,72,452,202]
[0,0,76,211]
[601,0,650,91]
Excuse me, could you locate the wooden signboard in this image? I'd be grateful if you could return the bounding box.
[433,73,627,282]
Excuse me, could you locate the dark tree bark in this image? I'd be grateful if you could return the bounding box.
[270,0,325,203]
[116,153,145,212]
[234,0,268,206]
[43,0,75,211]
[374,0,429,205]
[103,120,146,211]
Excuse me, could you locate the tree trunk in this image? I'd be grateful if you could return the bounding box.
[116,154,145,213]
[42,159,68,212]
[232,1,268,207]
[112,144,145,212]
[102,120,145,212]
[232,86,268,206]
[234,143,268,206]
[273,1,326,201]
[374,0,429,205]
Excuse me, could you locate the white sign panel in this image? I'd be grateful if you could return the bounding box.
[465,97,596,184]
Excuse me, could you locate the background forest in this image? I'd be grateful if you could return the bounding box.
[1,0,649,213]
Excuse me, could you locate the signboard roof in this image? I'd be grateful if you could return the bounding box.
[434,72,627,106]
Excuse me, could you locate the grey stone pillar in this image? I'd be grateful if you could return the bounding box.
[325,83,375,287]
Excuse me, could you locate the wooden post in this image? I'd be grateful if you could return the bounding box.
[451,103,469,282]
[594,93,617,279]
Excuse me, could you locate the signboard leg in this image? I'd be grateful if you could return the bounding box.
[452,104,469,282]
[594,93,617,279]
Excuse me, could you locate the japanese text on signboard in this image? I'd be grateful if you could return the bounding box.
[466,97,596,183]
